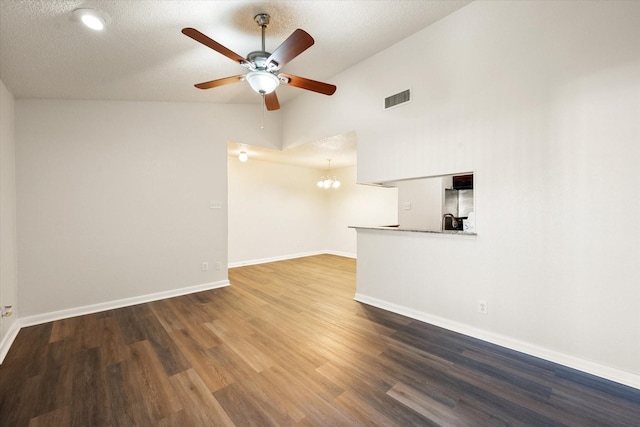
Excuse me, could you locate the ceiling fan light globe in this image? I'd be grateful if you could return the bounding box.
[246,70,279,94]
[332,180,341,189]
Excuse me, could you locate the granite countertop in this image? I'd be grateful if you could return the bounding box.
[349,225,477,236]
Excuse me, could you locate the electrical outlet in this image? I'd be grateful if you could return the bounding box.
[215,262,221,270]
[403,202,412,210]
[478,300,488,315]
[202,262,209,271]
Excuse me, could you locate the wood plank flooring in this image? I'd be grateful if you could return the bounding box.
[1,254,639,426]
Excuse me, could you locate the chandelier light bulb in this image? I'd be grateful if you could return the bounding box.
[317,159,341,189]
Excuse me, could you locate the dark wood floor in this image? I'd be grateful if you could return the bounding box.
[1,255,639,426]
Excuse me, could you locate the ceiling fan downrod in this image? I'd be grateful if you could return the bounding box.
[254,13,270,52]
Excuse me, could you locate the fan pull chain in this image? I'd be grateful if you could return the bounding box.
[261,94,265,129]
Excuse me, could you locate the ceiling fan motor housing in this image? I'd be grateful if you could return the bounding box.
[247,51,271,70]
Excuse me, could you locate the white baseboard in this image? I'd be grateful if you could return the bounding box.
[354,293,640,391]
[228,250,353,268]
[18,279,230,329]
[0,320,21,364]
[326,250,356,259]
[1,279,229,364]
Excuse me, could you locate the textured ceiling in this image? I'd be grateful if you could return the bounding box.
[229,131,357,169]
[0,0,471,167]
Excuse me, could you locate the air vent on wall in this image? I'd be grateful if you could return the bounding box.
[384,89,411,110]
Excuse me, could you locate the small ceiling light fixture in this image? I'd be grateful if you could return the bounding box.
[238,151,248,162]
[73,8,106,31]
[317,159,341,189]
[246,70,280,95]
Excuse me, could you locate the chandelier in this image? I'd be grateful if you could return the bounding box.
[317,159,341,189]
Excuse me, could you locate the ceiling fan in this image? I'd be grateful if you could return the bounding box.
[182,13,337,111]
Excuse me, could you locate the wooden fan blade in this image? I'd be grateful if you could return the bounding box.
[182,28,247,65]
[279,73,337,96]
[264,92,280,111]
[267,29,314,71]
[194,75,244,89]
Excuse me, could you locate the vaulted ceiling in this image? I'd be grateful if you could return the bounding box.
[0,0,471,167]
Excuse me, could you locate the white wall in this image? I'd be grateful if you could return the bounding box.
[283,1,640,388]
[228,157,328,265]
[16,100,280,319]
[396,177,443,231]
[326,165,398,256]
[228,161,398,264]
[0,79,19,360]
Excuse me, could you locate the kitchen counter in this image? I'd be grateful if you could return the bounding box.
[349,225,477,236]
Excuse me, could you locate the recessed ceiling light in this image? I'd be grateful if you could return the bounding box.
[73,8,106,31]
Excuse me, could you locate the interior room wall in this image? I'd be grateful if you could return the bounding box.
[282,1,640,387]
[228,161,398,264]
[227,156,328,266]
[16,99,280,320]
[396,177,443,231]
[325,165,398,256]
[0,79,19,360]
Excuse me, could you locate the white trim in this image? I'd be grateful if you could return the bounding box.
[228,251,327,268]
[20,280,230,328]
[354,293,640,391]
[2,279,229,364]
[325,250,356,259]
[0,320,21,364]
